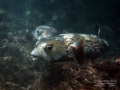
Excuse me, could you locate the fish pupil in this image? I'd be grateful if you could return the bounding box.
[37,30,41,34]
[46,45,53,51]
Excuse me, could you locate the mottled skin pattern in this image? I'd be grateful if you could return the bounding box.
[31,33,108,63]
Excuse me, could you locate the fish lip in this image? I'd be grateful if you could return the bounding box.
[32,55,38,58]
[32,55,39,60]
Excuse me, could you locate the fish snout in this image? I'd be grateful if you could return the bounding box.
[31,49,39,60]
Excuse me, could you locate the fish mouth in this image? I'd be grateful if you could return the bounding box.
[32,55,39,60]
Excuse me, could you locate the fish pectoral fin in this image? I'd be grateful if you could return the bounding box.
[73,48,86,66]
[67,37,87,66]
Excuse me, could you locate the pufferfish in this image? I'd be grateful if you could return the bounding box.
[31,33,109,65]
[33,25,58,41]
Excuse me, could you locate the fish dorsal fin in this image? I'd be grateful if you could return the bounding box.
[94,24,100,36]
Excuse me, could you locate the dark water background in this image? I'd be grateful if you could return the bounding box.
[0,0,120,37]
[0,0,120,89]
[0,0,119,30]
[0,0,120,30]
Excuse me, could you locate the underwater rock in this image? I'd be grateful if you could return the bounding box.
[94,60,120,89]
[31,33,109,65]
[0,33,36,89]
[116,58,120,64]
[27,58,120,90]
[27,62,104,90]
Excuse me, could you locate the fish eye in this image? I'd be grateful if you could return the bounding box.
[46,45,53,51]
[37,30,41,34]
